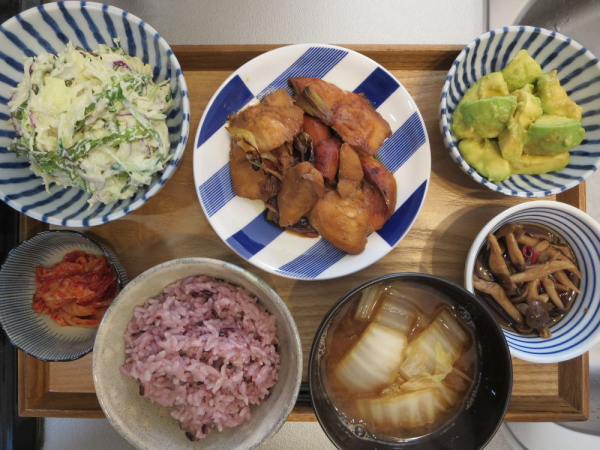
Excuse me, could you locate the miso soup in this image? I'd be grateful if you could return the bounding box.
[322,280,477,440]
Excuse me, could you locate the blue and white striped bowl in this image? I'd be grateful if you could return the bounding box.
[193,44,431,280]
[0,1,190,226]
[0,230,127,361]
[440,26,600,197]
[464,201,600,363]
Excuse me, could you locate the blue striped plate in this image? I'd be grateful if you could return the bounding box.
[0,2,190,226]
[440,26,600,197]
[193,44,430,281]
[465,201,600,363]
[0,230,127,361]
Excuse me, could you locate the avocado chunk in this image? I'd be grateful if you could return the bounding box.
[460,96,517,138]
[459,138,512,181]
[498,86,544,162]
[511,85,543,129]
[477,72,510,99]
[451,107,482,140]
[450,83,481,140]
[536,70,583,120]
[524,115,585,155]
[451,72,510,140]
[502,49,543,92]
[498,121,526,163]
[511,153,570,175]
[462,82,480,102]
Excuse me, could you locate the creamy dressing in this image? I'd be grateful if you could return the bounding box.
[8,42,173,205]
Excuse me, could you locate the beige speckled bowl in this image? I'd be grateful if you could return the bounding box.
[93,258,302,450]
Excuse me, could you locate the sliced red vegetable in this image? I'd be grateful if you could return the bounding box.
[114,60,133,71]
[522,245,534,258]
[531,251,541,264]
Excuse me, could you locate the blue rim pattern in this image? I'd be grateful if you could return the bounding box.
[0,2,190,226]
[439,26,600,197]
[0,230,128,361]
[194,44,431,280]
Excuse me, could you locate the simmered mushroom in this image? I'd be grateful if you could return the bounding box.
[473,222,580,338]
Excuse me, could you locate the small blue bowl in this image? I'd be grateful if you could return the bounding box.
[0,230,127,361]
[465,201,600,363]
[0,1,190,226]
[440,26,600,197]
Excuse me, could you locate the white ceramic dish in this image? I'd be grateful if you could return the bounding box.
[193,44,431,280]
[93,257,302,450]
[464,200,600,363]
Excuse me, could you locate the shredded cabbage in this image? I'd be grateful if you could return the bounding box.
[8,42,173,205]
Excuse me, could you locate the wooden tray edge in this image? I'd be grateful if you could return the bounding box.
[15,46,588,422]
[172,44,464,72]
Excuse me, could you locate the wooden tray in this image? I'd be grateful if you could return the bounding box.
[17,45,588,422]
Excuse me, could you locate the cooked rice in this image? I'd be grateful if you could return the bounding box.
[120,275,279,440]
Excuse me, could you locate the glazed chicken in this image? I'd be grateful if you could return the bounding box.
[290,77,392,156]
[227,89,304,154]
[229,142,278,202]
[308,189,369,255]
[226,79,397,255]
[360,155,397,216]
[362,181,389,233]
[278,162,325,227]
[337,143,363,199]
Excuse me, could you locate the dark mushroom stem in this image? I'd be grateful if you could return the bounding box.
[553,270,582,294]
[505,232,525,269]
[495,223,524,238]
[473,275,524,325]
[533,239,550,253]
[541,276,564,309]
[553,244,575,262]
[487,233,518,295]
[509,260,581,283]
[515,231,541,247]
[475,255,494,281]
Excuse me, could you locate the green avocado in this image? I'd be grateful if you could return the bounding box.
[512,85,543,128]
[459,138,512,181]
[451,72,510,140]
[477,72,510,99]
[460,96,517,138]
[536,70,583,120]
[451,107,481,140]
[462,82,480,102]
[498,121,526,163]
[524,115,585,155]
[511,153,570,174]
[498,86,544,162]
[501,49,543,92]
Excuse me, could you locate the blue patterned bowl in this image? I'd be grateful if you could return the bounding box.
[0,230,127,361]
[465,201,600,363]
[0,1,190,226]
[194,44,431,280]
[440,26,600,197]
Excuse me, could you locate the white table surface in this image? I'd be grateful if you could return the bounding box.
[40,0,600,449]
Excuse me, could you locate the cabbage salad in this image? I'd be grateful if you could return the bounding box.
[8,42,173,205]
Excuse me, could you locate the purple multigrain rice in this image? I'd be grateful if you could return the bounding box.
[120,275,280,440]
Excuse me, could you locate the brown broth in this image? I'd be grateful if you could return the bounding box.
[322,280,477,441]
